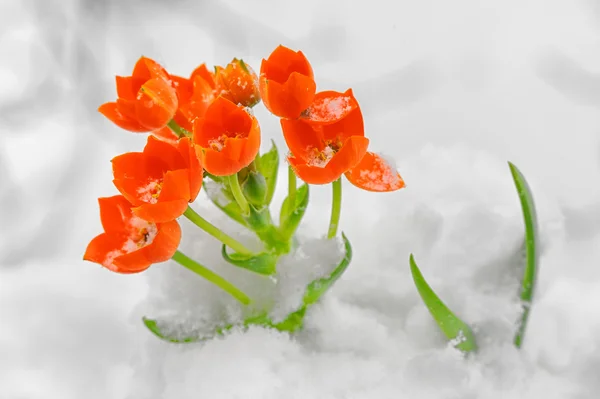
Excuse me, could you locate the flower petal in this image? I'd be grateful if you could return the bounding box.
[132,199,189,223]
[135,77,178,131]
[151,126,179,145]
[98,195,134,233]
[112,152,167,181]
[178,138,203,201]
[98,102,146,132]
[83,232,128,272]
[141,219,181,263]
[260,45,314,84]
[300,89,359,125]
[132,56,169,81]
[260,72,316,119]
[143,135,186,170]
[345,152,406,192]
[281,118,324,162]
[321,101,364,143]
[158,169,191,202]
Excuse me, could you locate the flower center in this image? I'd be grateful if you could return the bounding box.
[208,133,243,152]
[138,179,162,204]
[307,138,343,167]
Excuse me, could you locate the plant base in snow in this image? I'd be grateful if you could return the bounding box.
[83,46,405,341]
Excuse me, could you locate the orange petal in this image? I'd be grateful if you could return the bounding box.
[135,77,178,131]
[158,169,191,202]
[151,126,179,145]
[190,63,216,90]
[83,232,128,272]
[132,199,189,223]
[98,102,147,132]
[321,101,364,143]
[112,152,167,181]
[345,152,406,192]
[260,72,316,119]
[300,89,359,125]
[98,195,134,233]
[178,138,203,201]
[203,148,247,176]
[115,76,139,101]
[141,219,181,263]
[143,135,186,170]
[289,136,369,185]
[132,56,169,80]
[260,45,314,84]
[281,118,324,162]
[112,178,149,207]
[193,96,253,145]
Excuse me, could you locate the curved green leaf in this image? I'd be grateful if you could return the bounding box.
[508,162,539,348]
[221,245,278,275]
[409,254,477,353]
[274,232,353,332]
[142,317,199,343]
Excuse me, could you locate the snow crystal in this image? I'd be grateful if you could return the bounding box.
[137,180,161,204]
[306,94,353,122]
[306,146,335,167]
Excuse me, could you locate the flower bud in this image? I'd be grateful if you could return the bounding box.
[242,170,267,207]
[215,58,261,107]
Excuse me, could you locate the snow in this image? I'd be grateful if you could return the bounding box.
[3,0,600,398]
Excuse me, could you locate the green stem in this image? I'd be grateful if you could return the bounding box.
[183,206,253,255]
[167,119,192,139]
[327,178,342,239]
[172,250,251,305]
[288,165,296,208]
[228,173,250,216]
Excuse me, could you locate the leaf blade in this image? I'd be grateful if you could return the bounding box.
[409,254,477,353]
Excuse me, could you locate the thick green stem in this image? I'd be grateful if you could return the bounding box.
[228,173,250,216]
[288,165,296,209]
[172,250,251,305]
[183,206,253,255]
[327,178,342,239]
[167,119,192,139]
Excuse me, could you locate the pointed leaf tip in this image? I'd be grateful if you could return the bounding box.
[409,254,477,353]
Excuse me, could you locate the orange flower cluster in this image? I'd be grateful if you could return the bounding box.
[85,46,406,276]
[260,45,405,191]
[86,56,262,273]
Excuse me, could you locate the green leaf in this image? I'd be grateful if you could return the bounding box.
[409,254,477,353]
[279,184,309,240]
[273,232,353,332]
[221,245,278,275]
[142,317,199,343]
[259,140,279,206]
[508,162,539,349]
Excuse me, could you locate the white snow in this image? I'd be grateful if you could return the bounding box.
[2,0,600,398]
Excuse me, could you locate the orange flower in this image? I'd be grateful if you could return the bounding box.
[112,136,203,223]
[84,195,181,273]
[259,45,316,119]
[193,96,260,176]
[98,56,178,132]
[345,152,406,192]
[215,58,261,108]
[282,97,368,184]
[170,64,217,132]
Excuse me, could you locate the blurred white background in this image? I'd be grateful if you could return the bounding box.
[2,0,600,397]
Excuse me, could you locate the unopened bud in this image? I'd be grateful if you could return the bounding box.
[242,170,267,207]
